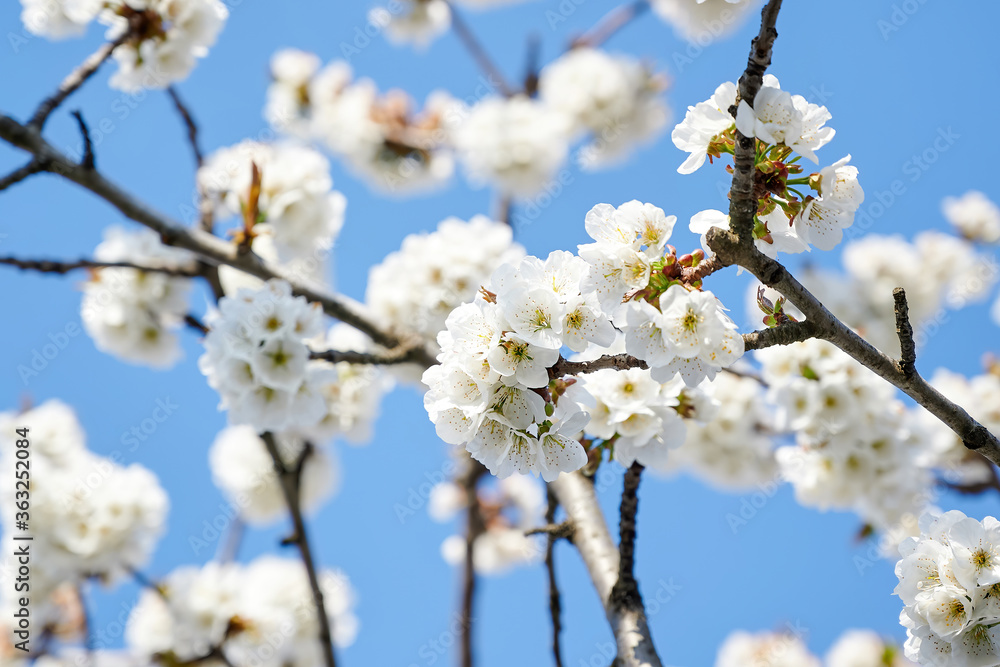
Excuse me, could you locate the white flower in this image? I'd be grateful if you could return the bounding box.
[943,191,1000,244]
[672,81,736,174]
[20,0,102,38]
[486,333,559,388]
[100,0,228,92]
[452,95,572,196]
[538,47,668,169]
[715,629,821,667]
[81,226,196,369]
[198,280,330,432]
[735,77,834,162]
[370,0,450,48]
[792,155,864,251]
[826,629,915,667]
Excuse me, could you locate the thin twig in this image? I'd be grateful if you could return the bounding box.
[166,86,204,167]
[0,114,437,367]
[261,432,338,667]
[183,313,209,335]
[549,354,648,379]
[70,110,95,169]
[571,0,650,49]
[29,32,130,130]
[543,486,564,667]
[525,521,575,539]
[0,255,201,277]
[445,2,514,96]
[460,458,487,667]
[308,346,426,366]
[0,161,45,192]
[893,287,916,378]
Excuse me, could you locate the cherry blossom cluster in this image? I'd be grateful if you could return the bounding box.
[265,47,669,195]
[81,226,196,369]
[943,191,1000,245]
[667,370,778,491]
[430,473,544,574]
[914,368,1000,487]
[581,201,744,386]
[367,0,539,49]
[798,230,996,354]
[265,49,455,192]
[366,215,524,349]
[0,400,168,629]
[198,140,346,283]
[423,200,748,479]
[716,628,914,667]
[895,510,1000,666]
[208,426,338,526]
[675,75,864,254]
[20,0,228,91]
[422,250,606,480]
[758,339,933,542]
[199,280,328,431]
[127,557,358,665]
[650,0,756,43]
[199,281,390,440]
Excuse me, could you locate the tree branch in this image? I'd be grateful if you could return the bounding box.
[706,227,1000,467]
[460,457,487,667]
[727,0,783,242]
[543,486,564,667]
[308,346,428,366]
[549,472,662,667]
[445,2,514,97]
[166,86,204,168]
[550,354,648,379]
[0,161,45,192]
[571,0,649,49]
[69,110,95,169]
[0,113,436,367]
[261,433,337,667]
[28,33,130,130]
[893,287,916,378]
[742,320,820,351]
[0,255,201,277]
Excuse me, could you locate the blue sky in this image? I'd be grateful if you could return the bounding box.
[2,1,999,665]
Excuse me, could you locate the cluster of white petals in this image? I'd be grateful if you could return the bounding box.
[677,76,862,254]
[451,95,572,196]
[668,370,778,490]
[826,629,916,667]
[538,47,669,169]
[895,510,1000,666]
[265,50,455,192]
[651,0,755,43]
[20,0,227,91]
[431,473,544,574]
[198,141,345,275]
[758,339,933,538]
[716,628,914,667]
[127,557,358,664]
[366,215,524,346]
[913,369,1000,487]
[198,280,327,432]
[943,191,1000,244]
[0,400,168,612]
[715,629,820,667]
[81,226,196,369]
[208,426,338,525]
[799,231,996,353]
[369,0,451,48]
[580,202,744,386]
[423,248,608,480]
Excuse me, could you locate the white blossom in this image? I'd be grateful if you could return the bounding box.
[943,191,1000,244]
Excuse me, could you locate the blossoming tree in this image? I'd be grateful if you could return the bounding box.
[3,0,1000,666]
